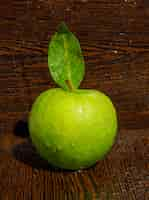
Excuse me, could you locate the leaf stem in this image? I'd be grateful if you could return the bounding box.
[65,80,75,92]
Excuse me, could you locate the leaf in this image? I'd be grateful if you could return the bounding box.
[48,22,85,91]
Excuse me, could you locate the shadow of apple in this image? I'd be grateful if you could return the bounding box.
[13,120,84,172]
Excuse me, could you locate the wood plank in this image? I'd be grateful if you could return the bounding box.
[0,1,149,129]
[0,129,148,199]
[0,0,149,199]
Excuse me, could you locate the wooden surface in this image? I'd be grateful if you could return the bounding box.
[0,0,149,199]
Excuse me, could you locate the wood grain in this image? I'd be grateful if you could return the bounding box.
[0,0,149,199]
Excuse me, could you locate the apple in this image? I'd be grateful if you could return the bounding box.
[29,88,117,170]
[29,22,118,170]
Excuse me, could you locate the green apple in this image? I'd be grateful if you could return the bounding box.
[29,23,118,170]
[29,88,117,170]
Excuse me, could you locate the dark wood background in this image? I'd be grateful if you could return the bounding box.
[0,0,149,199]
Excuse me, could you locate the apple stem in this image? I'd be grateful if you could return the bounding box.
[65,79,75,92]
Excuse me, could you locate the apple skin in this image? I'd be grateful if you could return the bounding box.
[29,88,117,170]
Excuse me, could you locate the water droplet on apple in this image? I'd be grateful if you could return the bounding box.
[71,143,75,147]
[57,146,62,151]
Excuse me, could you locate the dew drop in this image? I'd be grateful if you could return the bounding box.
[71,143,75,147]
[57,146,62,151]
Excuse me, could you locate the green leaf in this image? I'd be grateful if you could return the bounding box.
[48,22,85,91]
